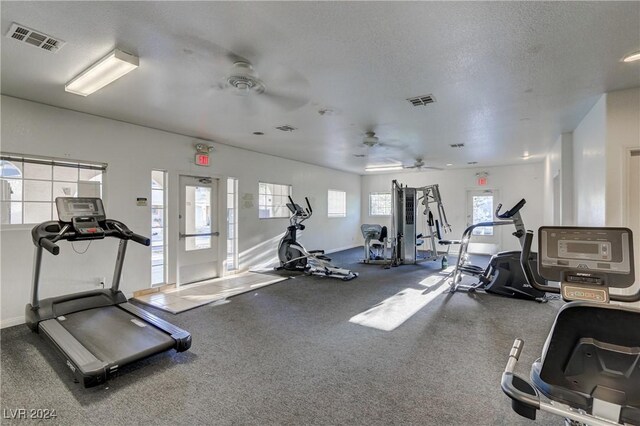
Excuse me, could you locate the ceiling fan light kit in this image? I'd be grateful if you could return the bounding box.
[226,61,265,95]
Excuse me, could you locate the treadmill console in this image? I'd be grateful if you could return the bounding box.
[55,197,106,238]
[539,227,634,301]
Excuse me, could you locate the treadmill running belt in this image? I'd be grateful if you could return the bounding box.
[58,306,175,366]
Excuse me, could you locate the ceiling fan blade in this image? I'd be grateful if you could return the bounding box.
[261,90,309,111]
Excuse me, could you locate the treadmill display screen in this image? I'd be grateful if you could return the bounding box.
[56,197,106,222]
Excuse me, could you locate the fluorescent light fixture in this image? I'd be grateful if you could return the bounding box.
[365,165,404,172]
[65,49,139,96]
[623,51,640,63]
[522,151,530,159]
[446,163,453,166]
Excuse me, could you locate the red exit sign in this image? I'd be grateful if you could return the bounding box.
[195,153,210,166]
[477,177,487,186]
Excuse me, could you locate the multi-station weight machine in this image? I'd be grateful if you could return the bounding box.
[389,180,458,267]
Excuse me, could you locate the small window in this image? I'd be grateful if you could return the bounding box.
[151,170,167,286]
[1,154,105,225]
[258,182,292,219]
[369,192,392,216]
[327,190,346,218]
[226,177,238,271]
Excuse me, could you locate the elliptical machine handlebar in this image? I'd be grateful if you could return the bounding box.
[305,197,312,216]
[496,199,526,220]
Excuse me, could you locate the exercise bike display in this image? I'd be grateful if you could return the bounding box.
[502,226,639,425]
[276,196,358,281]
[449,199,547,301]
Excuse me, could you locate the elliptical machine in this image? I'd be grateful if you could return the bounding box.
[276,196,358,281]
[502,226,639,425]
[449,199,547,301]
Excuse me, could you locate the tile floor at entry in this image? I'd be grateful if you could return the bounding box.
[134,272,288,313]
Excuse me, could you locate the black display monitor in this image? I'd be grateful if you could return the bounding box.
[538,227,635,288]
[55,197,106,223]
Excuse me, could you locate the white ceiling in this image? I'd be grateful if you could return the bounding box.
[1,1,639,174]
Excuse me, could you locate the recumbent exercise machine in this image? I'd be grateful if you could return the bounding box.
[26,197,191,387]
[502,226,639,425]
[276,196,358,281]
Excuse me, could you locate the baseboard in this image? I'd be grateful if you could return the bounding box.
[1,316,25,329]
[325,244,361,254]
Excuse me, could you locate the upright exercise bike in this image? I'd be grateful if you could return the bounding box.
[449,199,547,301]
[276,196,358,281]
[502,226,639,425]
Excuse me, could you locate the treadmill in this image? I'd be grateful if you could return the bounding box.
[26,197,191,388]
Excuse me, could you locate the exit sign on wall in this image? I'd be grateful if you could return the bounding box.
[195,154,210,166]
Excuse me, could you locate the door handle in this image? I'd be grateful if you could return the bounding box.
[179,232,220,239]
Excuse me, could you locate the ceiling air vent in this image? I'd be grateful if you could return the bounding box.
[275,125,297,132]
[407,94,436,107]
[6,23,65,53]
[450,143,465,148]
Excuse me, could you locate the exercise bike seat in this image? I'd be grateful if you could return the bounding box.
[531,303,640,425]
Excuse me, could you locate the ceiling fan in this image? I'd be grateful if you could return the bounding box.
[403,158,443,171]
[177,36,310,114]
[353,131,405,157]
[209,58,310,113]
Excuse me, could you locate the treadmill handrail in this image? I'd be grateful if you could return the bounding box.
[29,218,150,310]
[32,219,150,253]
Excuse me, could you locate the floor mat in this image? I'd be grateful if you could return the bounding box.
[133,272,289,314]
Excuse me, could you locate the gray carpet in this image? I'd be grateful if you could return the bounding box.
[1,248,560,425]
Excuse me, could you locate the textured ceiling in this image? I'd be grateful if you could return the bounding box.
[1,1,639,174]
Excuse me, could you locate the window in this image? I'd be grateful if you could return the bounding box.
[0,154,105,225]
[258,182,291,219]
[151,170,167,286]
[369,192,392,216]
[471,194,494,236]
[185,185,212,251]
[226,177,238,271]
[327,190,346,218]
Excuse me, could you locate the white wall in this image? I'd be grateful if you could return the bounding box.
[573,94,607,226]
[360,162,545,253]
[605,88,640,306]
[0,96,361,327]
[543,133,574,226]
[544,88,640,306]
[543,136,562,225]
[605,88,640,227]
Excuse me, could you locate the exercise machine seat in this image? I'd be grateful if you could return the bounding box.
[531,302,640,424]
